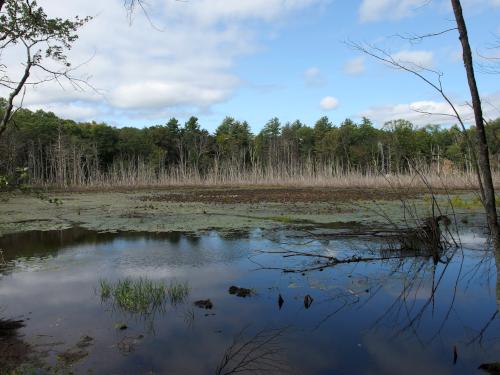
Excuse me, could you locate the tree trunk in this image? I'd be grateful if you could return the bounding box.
[0,0,5,12]
[450,0,500,248]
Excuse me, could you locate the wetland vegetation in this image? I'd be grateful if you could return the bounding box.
[1,0,500,374]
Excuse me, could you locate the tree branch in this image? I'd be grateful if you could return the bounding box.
[0,45,32,137]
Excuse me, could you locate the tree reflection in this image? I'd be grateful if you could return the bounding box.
[252,222,500,354]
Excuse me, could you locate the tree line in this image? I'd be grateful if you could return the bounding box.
[0,101,499,187]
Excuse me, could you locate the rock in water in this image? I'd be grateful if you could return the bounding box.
[304,295,314,309]
[194,299,213,309]
[278,294,284,310]
[228,286,254,298]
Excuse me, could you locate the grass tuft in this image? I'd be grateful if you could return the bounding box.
[99,278,190,313]
[99,279,112,300]
[167,281,191,306]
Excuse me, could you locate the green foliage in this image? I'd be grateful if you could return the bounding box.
[0,174,8,190]
[2,103,500,184]
[0,167,28,190]
[0,0,91,66]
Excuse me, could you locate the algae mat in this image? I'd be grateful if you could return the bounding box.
[0,188,481,236]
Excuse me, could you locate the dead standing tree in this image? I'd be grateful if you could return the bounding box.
[0,0,92,138]
[448,1,500,317]
[450,0,499,247]
[349,0,500,248]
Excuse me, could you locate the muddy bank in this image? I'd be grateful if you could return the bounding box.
[0,187,480,236]
[136,186,419,204]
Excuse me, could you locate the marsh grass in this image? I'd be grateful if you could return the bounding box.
[99,279,112,300]
[167,281,190,306]
[112,278,166,313]
[99,278,190,314]
[22,156,500,190]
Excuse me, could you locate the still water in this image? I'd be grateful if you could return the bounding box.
[0,225,499,374]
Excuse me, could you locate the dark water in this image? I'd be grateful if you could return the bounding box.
[1,225,500,374]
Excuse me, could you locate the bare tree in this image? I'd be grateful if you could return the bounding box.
[449,0,500,247]
[350,0,500,247]
[0,0,92,138]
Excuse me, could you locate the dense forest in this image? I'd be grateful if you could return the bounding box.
[1,100,500,187]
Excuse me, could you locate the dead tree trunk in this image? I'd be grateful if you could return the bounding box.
[450,0,500,247]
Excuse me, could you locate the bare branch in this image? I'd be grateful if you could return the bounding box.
[0,45,32,137]
[346,40,486,203]
[392,27,458,44]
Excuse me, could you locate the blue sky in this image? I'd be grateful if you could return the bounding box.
[3,0,500,132]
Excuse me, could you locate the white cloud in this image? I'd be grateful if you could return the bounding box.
[26,103,103,121]
[360,92,500,126]
[344,57,365,75]
[0,0,322,124]
[109,81,232,109]
[180,0,321,24]
[391,50,435,69]
[320,96,339,110]
[359,0,427,22]
[304,67,327,87]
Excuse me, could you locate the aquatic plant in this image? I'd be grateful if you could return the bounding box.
[99,278,190,314]
[166,280,190,306]
[99,279,112,300]
[111,278,166,313]
[449,195,482,209]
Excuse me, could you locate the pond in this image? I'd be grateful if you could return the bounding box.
[0,224,499,374]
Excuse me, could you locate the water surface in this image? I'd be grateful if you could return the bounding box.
[0,226,499,374]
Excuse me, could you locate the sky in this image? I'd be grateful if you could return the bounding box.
[2,0,500,132]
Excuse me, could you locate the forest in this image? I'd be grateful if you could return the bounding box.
[1,100,499,187]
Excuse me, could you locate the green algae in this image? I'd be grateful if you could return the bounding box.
[0,190,482,236]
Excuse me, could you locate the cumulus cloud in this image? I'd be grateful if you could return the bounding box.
[360,92,500,126]
[304,67,327,87]
[109,81,232,109]
[26,103,103,122]
[320,96,339,110]
[0,0,322,124]
[344,57,365,75]
[359,0,427,22]
[391,50,434,69]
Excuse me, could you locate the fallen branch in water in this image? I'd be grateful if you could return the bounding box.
[252,249,435,274]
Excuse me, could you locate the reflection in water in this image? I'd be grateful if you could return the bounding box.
[0,226,499,374]
[215,326,290,375]
[0,319,32,373]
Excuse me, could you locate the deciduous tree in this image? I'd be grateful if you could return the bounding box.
[0,0,91,138]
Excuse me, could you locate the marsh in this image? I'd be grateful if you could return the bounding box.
[0,212,499,374]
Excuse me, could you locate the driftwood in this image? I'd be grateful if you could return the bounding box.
[254,215,454,274]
